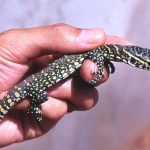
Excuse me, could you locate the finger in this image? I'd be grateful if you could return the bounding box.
[11,97,67,122]
[14,76,98,115]
[0,24,106,64]
[47,78,99,111]
[41,97,68,120]
[80,59,109,85]
[106,35,133,45]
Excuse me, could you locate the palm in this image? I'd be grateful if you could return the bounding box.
[0,57,60,146]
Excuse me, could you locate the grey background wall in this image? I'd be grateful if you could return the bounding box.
[1,1,150,150]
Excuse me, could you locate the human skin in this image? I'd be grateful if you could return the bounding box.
[0,24,132,147]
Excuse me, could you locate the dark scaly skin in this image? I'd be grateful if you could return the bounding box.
[0,44,150,122]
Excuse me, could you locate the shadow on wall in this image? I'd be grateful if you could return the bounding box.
[124,126,150,150]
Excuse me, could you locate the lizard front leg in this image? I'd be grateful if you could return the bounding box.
[25,85,49,121]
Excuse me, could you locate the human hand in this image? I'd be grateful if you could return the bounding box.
[0,23,131,147]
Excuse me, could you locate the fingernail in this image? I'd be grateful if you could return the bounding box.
[79,29,104,44]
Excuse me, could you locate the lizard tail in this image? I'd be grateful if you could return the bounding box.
[0,90,23,122]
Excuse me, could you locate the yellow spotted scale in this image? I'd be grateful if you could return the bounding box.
[0,44,150,122]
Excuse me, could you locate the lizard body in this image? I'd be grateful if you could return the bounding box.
[0,44,149,122]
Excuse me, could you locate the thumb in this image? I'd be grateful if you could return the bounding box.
[0,23,106,64]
